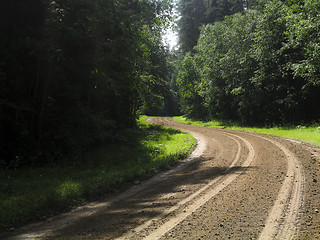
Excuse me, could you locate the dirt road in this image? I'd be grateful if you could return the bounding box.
[4,117,320,239]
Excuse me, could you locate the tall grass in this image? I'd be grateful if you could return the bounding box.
[174,116,320,147]
[0,116,195,230]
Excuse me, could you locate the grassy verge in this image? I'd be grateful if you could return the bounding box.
[174,116,320,147]
[0,116,195,230]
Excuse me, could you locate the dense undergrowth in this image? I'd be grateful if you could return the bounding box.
[174,116,320,147]
[0,116,195,231]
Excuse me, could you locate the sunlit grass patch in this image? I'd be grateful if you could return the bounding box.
[174,116,320,147]
[0,116,195,230]
[57,180,82,198]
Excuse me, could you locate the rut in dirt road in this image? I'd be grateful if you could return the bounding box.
[5,117,314,240]
[116,131,255,240]
[145,118,305,240]
[257,135,305,240]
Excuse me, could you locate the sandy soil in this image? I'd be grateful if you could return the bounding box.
[2,117,320,240]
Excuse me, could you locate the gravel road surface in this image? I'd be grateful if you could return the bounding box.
[4,117,320,240]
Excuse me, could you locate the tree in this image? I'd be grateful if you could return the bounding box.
[178,0,207,53]
[0,0,48,166]
[284,0,320,121]
[195,11,259,122]
[176,53,206,119]
[0,0,174,168]
[176,0,320,125]
[206,0,244,22]
[178,0,244,54]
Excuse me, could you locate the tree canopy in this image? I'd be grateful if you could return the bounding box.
[0,0,175,167]
[178,0,245,53]
[176,0,320,125]
[1,0,320,168]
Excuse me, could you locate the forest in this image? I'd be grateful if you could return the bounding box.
[177,0,320,125]
[1,0,176,168]
[1,0,320,168]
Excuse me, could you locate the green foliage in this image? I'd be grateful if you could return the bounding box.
[284,0,320,119]
[0,116,195,230]
[137,28,175,116]
[0,0,175,167]
[176,0,320,125]
[178,0,244,53]
[250,1,293,123]
[176,53,206,119]
[195,11,259,121]
[178,0,207,53]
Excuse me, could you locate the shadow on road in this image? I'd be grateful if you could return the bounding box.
[41,157,257,240]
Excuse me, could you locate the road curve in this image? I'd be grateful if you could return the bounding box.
[146,117,305,239]
[4,117,320,240]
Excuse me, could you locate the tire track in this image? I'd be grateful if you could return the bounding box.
[256,135,305,239]
[115,121,255,239]
[4,117,307,240]
[141,133,255,240]
[150,118,305,239]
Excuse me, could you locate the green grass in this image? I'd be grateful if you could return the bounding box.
[0,116,195,230]
[174,116,320,147]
